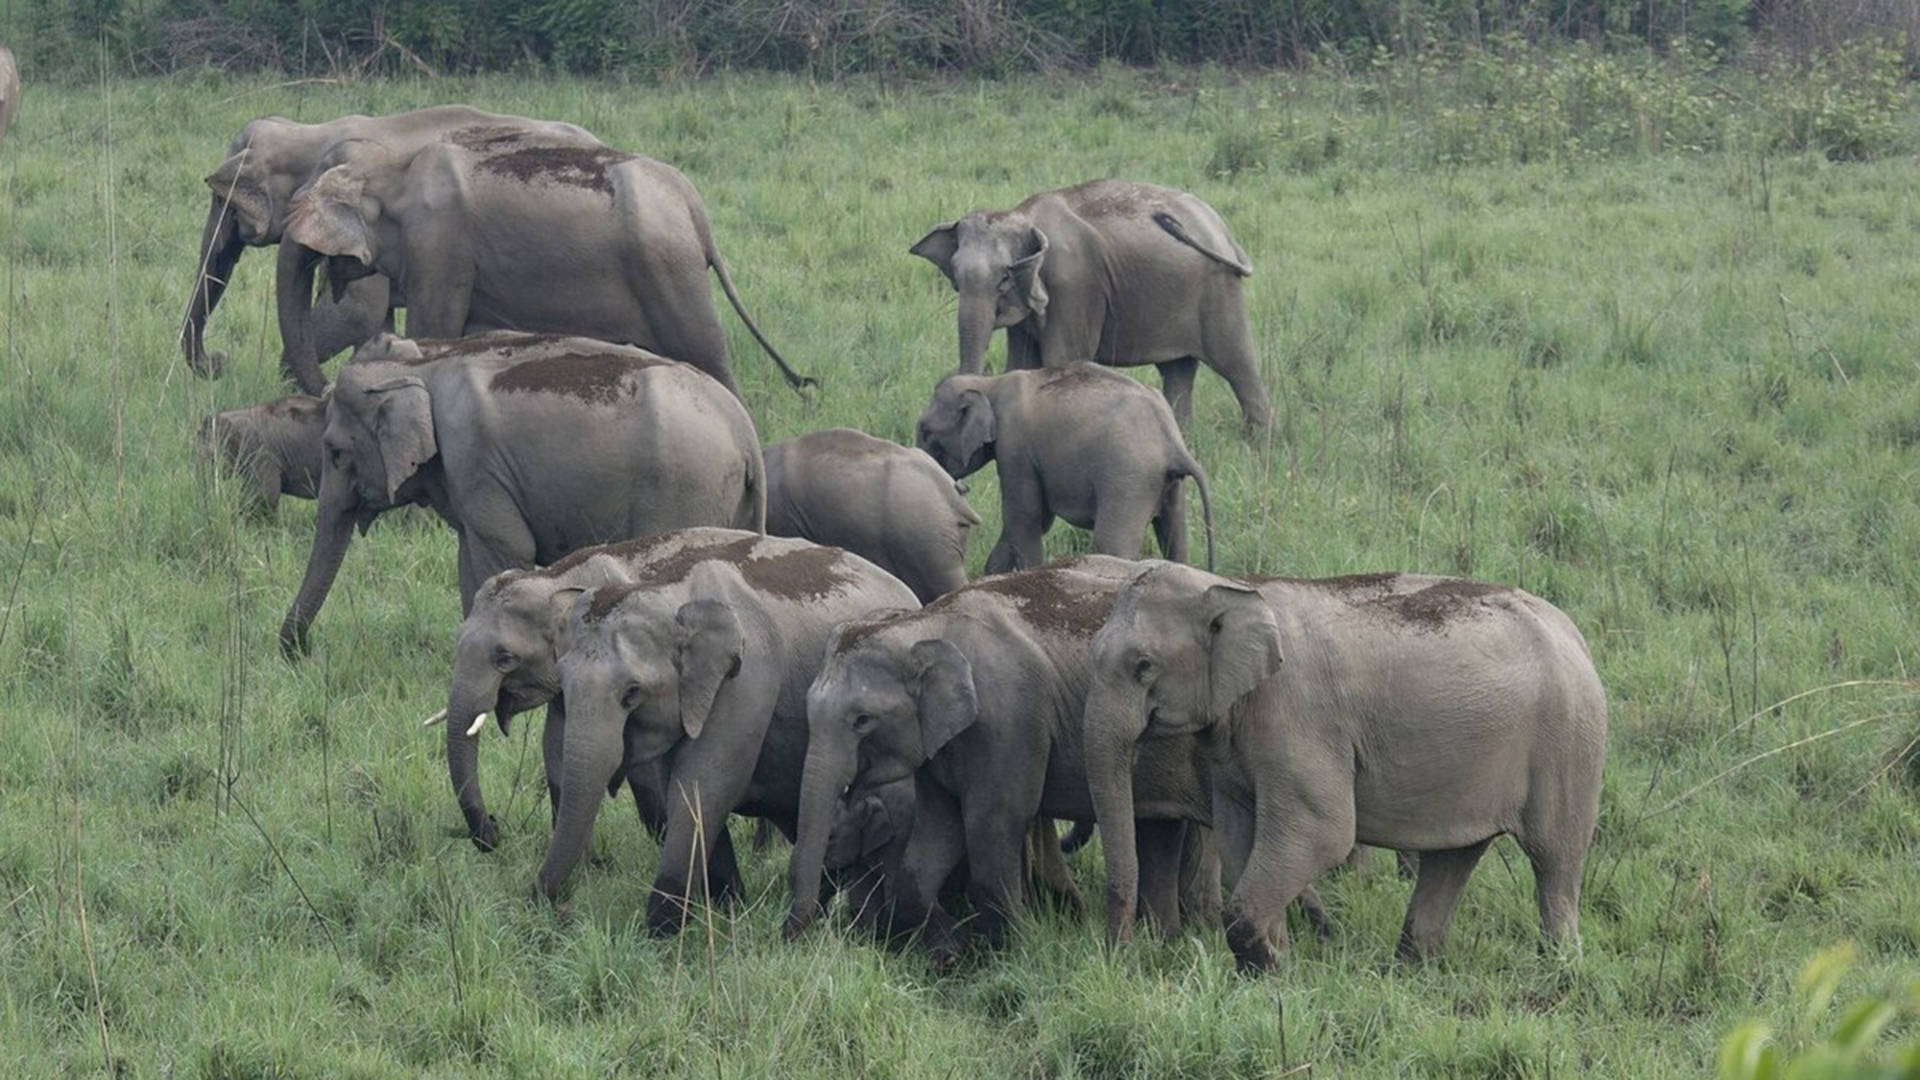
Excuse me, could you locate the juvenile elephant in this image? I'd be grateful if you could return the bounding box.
[764,428,979,603]
[279,332,764,658]
[788,557,1329,953]
[187,106,601,388]
[0,44,18,157]
[546,538,917,933]
[1085,562,1609,972]
[279,127,812,402]
[910,179,1272,429]
[915,363,1215,575]
[198,393,325,518]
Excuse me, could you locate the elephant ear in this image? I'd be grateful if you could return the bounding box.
[910,222,961,287]
[544,585,588,654]
[1204,583,1284,720]
[955,388,996,464]
[205,153,276,241]
[285,164,376,266]
[674,599,744,740]
[908,638,977,759]
[366,375,436,502]
[1010,226,1050,321]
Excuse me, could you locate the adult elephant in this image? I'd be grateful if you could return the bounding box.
[279,127,813,403]
[1084,562,1609,972]
[185,106,602,389]
[910,179,1271,430]
[0,44,18,157]
[787,557,1330,954]
[546,537,917,933]
[279,332,764,659]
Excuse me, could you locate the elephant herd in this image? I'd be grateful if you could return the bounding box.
[184,104,1609,974]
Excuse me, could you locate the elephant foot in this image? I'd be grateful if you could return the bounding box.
[1226,917,1281,975]
[468,815,500,853]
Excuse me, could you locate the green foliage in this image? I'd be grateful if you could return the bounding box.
[1718,944,1920,1080]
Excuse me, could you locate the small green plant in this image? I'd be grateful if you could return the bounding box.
[1718,943,1920,1079]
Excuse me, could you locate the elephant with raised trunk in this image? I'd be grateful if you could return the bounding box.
[1084,562,1609,972]
[186,106,601,389]
[764,428,979,603]
[279,126,813,402]
[279,332,763,659]
[198,393,325,518]
[911,179,1272,430]
[545,537,917,933]
[914,362,1216,575]
[787,557,1328,955]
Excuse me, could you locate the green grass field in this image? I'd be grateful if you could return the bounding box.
[2,66,1919,1078]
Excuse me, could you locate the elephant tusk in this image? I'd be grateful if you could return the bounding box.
[422,708,447,728]
[465,712,490,738]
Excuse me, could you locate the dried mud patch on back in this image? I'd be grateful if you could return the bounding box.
[738,544,859,602]
[477,144,628,197]
[1364,579,1508,632]
[422,332,557,360]
[577,536,857,621]
[967,570,1115,637]
[789,428,895,461]
[1037,364,1125,397]
[1059,180,1163,220]
[489,351,672,406]
[266,394,326,421]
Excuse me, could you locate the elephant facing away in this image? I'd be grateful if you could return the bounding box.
[279,332,764,659]
[915,363,1215,575]
[546,539,918,933]
[764,428,980,603]
[198,393,325,518]
[0,44,18,157]
[788,556,1329,955]
[1084,562,1609,972]
[911,179,1272,430]
[187,106,602,388]
[279,127,813,403]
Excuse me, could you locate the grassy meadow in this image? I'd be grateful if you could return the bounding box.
[2,63,1920,1077]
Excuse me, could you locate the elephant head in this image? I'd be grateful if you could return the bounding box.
[274,146,398,389]
[787,628,977,936]
[442,570,588,850]
[278,337,438,658]
[911,212,1049,374]
[538,581,751,902]
[913,375,996,480]
[203,148,288,247]
[1083,562,1283,942]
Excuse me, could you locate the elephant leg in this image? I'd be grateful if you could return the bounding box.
[1151,478,1190,565]
[625,753,671,841]
[646,784,745,935]
[1201,297,1273,431]
[1523,840,1585,953]
[1223,793,1352,973]
[1294,884,1334,943]
[1134,818,1185,936]
[542,699,568,826]
[1025,820,1084,916]
[960,801,1030,949]
[1176,822,1222,930]
[890,779,967,950]
[1089,499,1152,562]
[1396,839,1492,961]
[705,822,746,907]
[309,276,392,367]
[1156,357,1198,429]
[986,472,1051,574]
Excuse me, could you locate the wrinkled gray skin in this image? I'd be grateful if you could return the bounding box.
[199,393,326,518]
[911,179,1271,430]
[915,364,1215,575]
[1085,562,1609,972]
[443,530,777,874]
[548,540,917,933]
[188,106,601,390]
[0,44,18,157]
[280,128,812,403]
[765,428,979,603]
[279,332,764,659]
[788,556,1328,955]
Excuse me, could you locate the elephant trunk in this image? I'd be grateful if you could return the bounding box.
[182,195,243,375]
[1084,678,1149,945]
[279,469,357,660]
[955,291,997,375]
[445,651,506,851]
[275,241,328,395]
[786,734,857,937]
[535,704,624,901]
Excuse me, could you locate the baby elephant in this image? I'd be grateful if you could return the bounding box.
[915,363,1214,574]
[198,394,326,518]
[764,428,980,603]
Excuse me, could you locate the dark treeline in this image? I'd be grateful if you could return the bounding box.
[2,0,1914,79]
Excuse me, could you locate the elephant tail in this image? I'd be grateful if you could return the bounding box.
[699,224,818,393]
[1172,449,1218,573]
[1153,211,1252,277]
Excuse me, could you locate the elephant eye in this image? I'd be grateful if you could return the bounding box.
[327,445,346,468]
[620,683,646,712]
[996,270,1013,292]
[490,646,516,672]
[1132,656,1155,685]
[851,713,878,735]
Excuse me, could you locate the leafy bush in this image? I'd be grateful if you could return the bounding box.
[1718,944,1920,1079]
